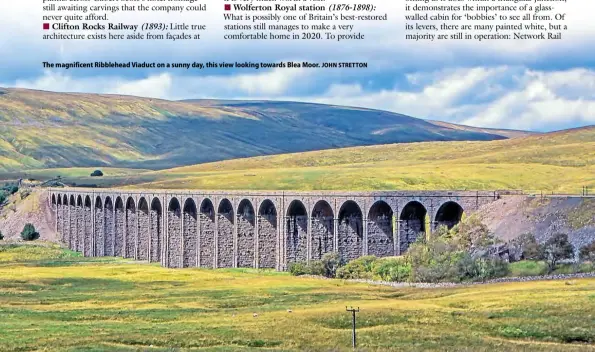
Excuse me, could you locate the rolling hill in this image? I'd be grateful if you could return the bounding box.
[18,126,593,193]
[0,87,531,172]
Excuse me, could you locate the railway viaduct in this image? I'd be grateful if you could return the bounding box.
[48,188,500,270]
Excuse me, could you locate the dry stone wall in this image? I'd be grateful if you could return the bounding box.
[51,189,498,269]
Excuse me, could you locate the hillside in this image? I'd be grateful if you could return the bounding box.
[0,88,528,172]
[111,126,593,192]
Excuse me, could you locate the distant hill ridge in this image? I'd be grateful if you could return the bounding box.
[0,87,532,172]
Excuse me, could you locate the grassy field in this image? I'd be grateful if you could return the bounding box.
[118,126,595,192]
[2,126,594,192]
[0,244,594,351]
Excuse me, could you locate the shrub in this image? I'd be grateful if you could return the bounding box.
[336,256,377,280]
[373,257,412,282]
[542,233,574,273]
[579,241,595,263]
[90,170,104,177]
[288,262,308,276]
[20,223,40,241]
[0,191,6,204]
[307,260,326,276]
[0,230,3,240]
[320,252,342,278]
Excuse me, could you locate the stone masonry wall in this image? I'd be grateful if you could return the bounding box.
[70,205,77,250]
[199,213,215,268]
[57,205,63,243]
[237,214,255,268]
[53,189,499,270]
[84,207,92,256]
[258,215,277,268]
[287,216,308,263]
[138,210,150,260]
[400,220,424,253]
[217,213,234,268]
[125,209,136,258]
[183,212,197,268]
[115,208,125,257]
[150,210,162,263]
[76,207,84,253]
[104,209,115,256]
[311,216,334,260]
[367,216,394,258]
[94,207,104,257]
[168,210,182,268]
[338,215,363,262]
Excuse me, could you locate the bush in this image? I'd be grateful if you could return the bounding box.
[373,257,412,282]
[90,170,104,177]
[288,262,308,276]
[320,252,342,278]
[20,190,30,200]
[0,230,3,240]
[579,241,595,263]
[542,233,574,273]
[20,223,39,241]
[0,191,6,204]
[336,256,377,280]
[2,184,18,195]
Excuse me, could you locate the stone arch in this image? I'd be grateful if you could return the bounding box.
[435,201,464,230]
[217,198,234,268]
[182,198,198,268]
[400,201,427,253]
[258,199,277,268]
[125,197,136,259]
[83,195,92,256]
[237,199,255,268]
[311,200,334,260]
[199,198,215,268]
[76,195,84,253]
[167,197,182,268]
[56,195,64,244]
[368,200,394,258]
[137,197,150,261]
[94,196,104,257]
[69,195,76,250]
[150,197,163,263]
[114,197,125,257]
[51,194,56,210]
[338,200,363,262]
[104,196,115,256]
[286,199,308,264]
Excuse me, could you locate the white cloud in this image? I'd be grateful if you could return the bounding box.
[4,66,595,131]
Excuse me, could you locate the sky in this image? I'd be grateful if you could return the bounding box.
[1,0,594,132]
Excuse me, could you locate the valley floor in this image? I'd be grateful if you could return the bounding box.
[0,244,593,351]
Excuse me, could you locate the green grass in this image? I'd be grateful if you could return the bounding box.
[116,126,595,192]
[0,244,594,351]
[509,261,595,277]
[8,126,595,192]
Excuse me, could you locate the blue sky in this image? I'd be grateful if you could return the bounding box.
[1,0,594,132]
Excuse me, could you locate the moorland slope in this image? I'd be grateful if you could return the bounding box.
[0,88,528,172]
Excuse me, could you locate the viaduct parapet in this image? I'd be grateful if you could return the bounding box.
[48,188,500,270]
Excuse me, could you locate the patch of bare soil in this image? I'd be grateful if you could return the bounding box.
[0,190,57,242]
[475,195,595,251]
